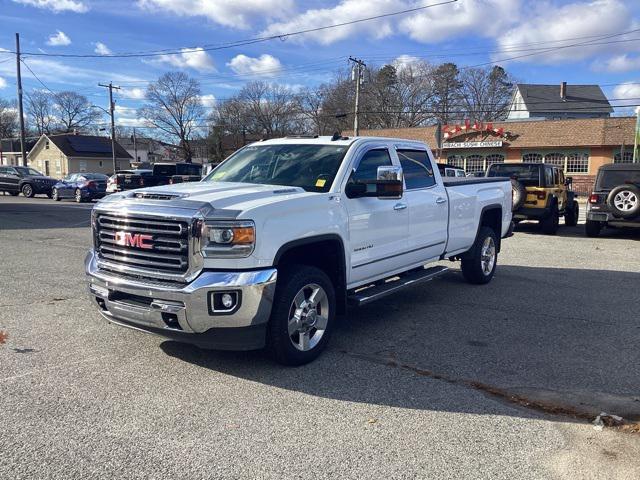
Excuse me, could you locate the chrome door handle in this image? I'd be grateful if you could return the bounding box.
[436,197,447,204]
[393,202,407,211]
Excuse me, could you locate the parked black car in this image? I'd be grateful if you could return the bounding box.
[586,163,640,237]
[0,165,57,198]
[108,163,202,192]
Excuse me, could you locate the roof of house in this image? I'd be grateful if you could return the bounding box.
[42,134,132,159]
[349,116,636,150]
[515,84,612,114]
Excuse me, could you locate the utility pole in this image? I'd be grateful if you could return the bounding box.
[349,57,366,136]
[132,127,138,164]
[98,82,121,173]
[15,33,27,167]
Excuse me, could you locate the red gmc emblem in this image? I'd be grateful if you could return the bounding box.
[114,231,153,249]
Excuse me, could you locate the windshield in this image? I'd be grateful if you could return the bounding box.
[15,167,44,176]
[596,169,640,190]
[205,144,349,192]
[487,164,540,182]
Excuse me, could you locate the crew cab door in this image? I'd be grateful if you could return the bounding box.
[345,145,409,285]
[395,147,448,264]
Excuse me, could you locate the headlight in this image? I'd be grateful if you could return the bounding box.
[201,220,255,258]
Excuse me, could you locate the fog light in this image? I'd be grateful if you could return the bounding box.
[209,291,241,315]
[221,293,234,309]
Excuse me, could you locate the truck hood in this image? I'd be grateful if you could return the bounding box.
[99,181,316,214]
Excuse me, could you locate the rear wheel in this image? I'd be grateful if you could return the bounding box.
[585,220,603,237]
[267,265,335,366]
[52,188,61,201]
[564,201,579,226]
[21,183,34,198]
[607,184,640,219]
[461,226,498,285]
[540,205,559,235]
[75,189,84,203]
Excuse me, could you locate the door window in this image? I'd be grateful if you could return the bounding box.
[544,167,554,186]
[0,167,7,174]
[397,150,435,189]
[351,149,392,183]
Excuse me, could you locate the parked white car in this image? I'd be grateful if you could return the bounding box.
[86,136,513,365]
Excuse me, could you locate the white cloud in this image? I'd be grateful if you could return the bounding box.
[199,94,216,109]
[402,0,519,44]
[261,0,402,45]
[227,54,282,76]
[495,0,636,64]
[12,0,88,13]
[601,54,640,73]
[0,77,7,89]
[46,30,71,47]
[94,42,112,55]
[392,54,423,72]
[153,47,215,72]
[116,117,147,128]
[613,82,640,109]
[119,87,146,100]
[137,0,293,29]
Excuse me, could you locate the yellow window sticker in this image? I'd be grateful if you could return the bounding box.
[210,171,225,180]
[315,179,327,188]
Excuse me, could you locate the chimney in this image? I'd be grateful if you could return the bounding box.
[560,82,567,101]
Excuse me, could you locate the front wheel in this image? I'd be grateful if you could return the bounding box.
[75,189,84,203]
[21,183,34,198]
[585,220,603,237]
[52,188,61,201]
[461,226,498,285]
[267,265,335,366]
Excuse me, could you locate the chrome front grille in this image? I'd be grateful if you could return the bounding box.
[95,213,190,277]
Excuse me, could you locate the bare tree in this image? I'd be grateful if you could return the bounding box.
[430,63,462,124]
[0,98,18,139]
[26,90,54,135]
[54,91,103,133]
[237,81,301,137]
[459,66,514,121]
[138,72,205,162]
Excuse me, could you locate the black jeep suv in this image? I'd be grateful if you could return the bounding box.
[585,163,640,237]
[0,165,57,198]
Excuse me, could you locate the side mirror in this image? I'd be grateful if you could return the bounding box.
[565,176,573,186]
[345,165,403,199]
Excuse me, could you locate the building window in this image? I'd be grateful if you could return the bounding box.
[79,160,87,172]
[465,154,485,174]
[614,151,634,163]
[566,153,589,173]
[522,153,543,163]
[447,155,465,169]
[485,154,505,167]
[99,160,103,167]
[55,158,61,175]
[544,152,565,168]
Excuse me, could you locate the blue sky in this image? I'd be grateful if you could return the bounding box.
[1,0,639,129]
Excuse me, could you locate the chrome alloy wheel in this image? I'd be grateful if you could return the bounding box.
[614,190,638,212]
[480,236,496,276]
[287,283,329,352]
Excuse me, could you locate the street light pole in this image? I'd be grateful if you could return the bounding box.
[98,82,120,174]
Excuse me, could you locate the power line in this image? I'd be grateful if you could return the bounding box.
[9,0,458,59]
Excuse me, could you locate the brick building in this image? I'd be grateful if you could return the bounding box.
[352,116,637,195]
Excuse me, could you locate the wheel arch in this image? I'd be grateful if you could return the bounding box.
[273,234,348,314]
[477,205,503,252]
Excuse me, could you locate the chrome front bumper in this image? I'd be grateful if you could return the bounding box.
[85,250,277,349]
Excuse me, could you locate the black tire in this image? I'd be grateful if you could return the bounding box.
[75,189,84,203]
[540,204,559,235]
[585,220,603,237]
[461,226,498,285]
[46,191,53,199]
[267,265,336,366]
[511,179,526,211]
[21,183,34,198]
[564,201,579,226]
[52,188,61,201]
[607,184,640,219]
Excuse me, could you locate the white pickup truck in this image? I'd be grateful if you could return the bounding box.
[86,136,513,365]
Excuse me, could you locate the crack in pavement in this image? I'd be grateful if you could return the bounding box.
[340,349,640,434]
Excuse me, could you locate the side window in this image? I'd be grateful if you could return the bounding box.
[553,168,559,186]
[558,170,565,186]
[7,167,18,176]
[351,149,392,183]
[0,167,7,174]
[397,149,436,189]
[544,167,554,186]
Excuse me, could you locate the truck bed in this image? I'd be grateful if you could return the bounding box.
[442,177,510,187]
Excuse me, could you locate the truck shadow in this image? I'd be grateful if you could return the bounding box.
[0,200,93,230]
[161,264,640,424]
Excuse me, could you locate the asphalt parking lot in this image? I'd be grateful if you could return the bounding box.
[1,195,639,479]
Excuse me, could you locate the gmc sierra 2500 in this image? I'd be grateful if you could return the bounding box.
[86,136,513,365]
